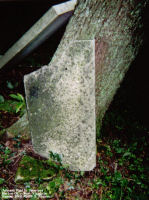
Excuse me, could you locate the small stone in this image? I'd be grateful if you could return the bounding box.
[6,111,30,140]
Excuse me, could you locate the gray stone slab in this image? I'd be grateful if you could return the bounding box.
[6,111,30,140]
[24,40,96,171]
[0,0,77,69]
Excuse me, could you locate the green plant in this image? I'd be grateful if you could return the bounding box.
[1,187,10,199]
[49,151,62,163]
[0,95,4,103]
[46,177,63,197]
[91,178,102,189]
[9,93,26,115]
[96,124,149,200]
[12,135,21,148]
[6,81,14,89]
[0,93,26,116]
[0,178,5,185]
[47,151,63,173]
[24,182,31,192]
[0,146,12,165]
[91,192,99,200]
[30,193,39,200]
[48,151,80,185]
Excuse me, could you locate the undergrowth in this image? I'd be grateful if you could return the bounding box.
[0,81,149,199]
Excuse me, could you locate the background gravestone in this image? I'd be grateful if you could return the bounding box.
[0,0,77,70]
[24,40,96,171]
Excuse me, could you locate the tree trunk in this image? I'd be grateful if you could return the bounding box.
[8,0,148,170]
[50,0,147,131]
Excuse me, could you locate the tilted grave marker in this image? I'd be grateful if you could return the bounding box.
[0,0,77,69]
[24,40,96,171]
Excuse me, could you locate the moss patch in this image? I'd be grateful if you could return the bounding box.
[15,155,57,183]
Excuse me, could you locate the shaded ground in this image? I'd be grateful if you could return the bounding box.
[0,42,149,199]
[0,92,149,199]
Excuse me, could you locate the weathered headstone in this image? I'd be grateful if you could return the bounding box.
[24,40,96,171]
[0,0,77,69]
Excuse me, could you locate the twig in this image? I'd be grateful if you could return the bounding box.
[6,174,15,182]
[6,151,25,161]
[12,155,23,167]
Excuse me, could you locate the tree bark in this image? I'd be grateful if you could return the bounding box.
[8,0,148,142]
[49,0,147,131]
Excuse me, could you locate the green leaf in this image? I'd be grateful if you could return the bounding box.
[4,147,11,155]
[95,178,103,185]
[15,102,23,113]
[80,171,85,176]
[0,100,16,113]
[123,152,132,158]
[49,181,56,188]
[116,148,125,154]
[9,94,19,99]
[16,93,24,102]
[7,81,14,90]
[0,178,5,185]
[114,172,122,181]
[7,81,14,89]
[0,95,4,103]
[9,93,24,101]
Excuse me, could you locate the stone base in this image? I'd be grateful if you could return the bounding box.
[6,111,30,140]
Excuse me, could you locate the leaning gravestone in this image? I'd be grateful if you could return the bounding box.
[24,40,96,171]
